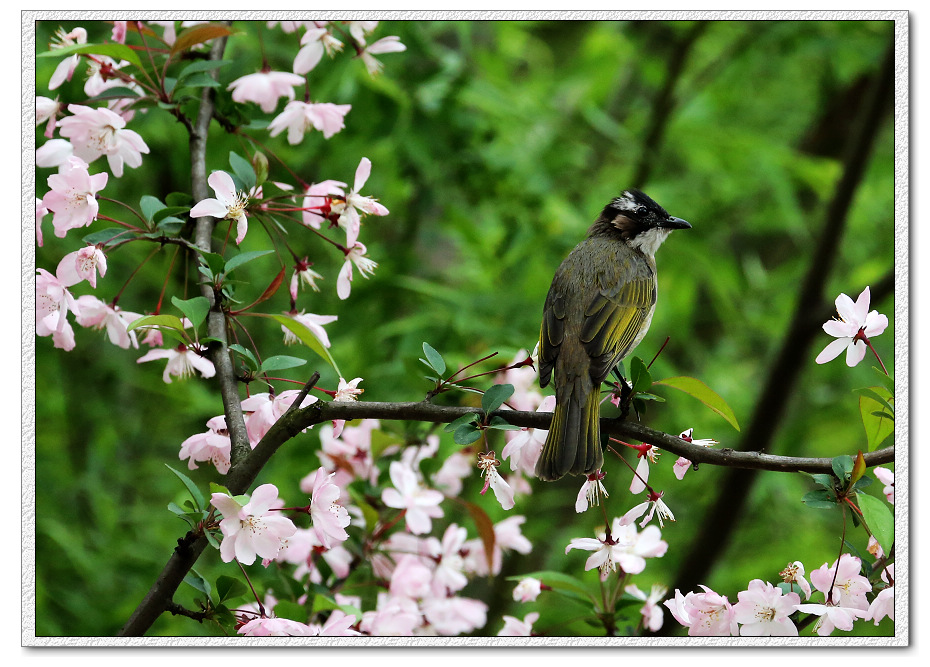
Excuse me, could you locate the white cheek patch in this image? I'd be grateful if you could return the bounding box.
[629,227,672,258]
[611,192,640,211]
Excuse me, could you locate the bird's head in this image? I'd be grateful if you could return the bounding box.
[597,189,691,257]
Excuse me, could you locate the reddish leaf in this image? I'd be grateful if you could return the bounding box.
[253,266,286,308]
[464,500,496,573]
[171,24,236,57]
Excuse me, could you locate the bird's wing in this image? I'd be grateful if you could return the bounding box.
[580,277,656,382]
[538,292,565,388]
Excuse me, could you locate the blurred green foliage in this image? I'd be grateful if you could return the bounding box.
[34,19,895,637]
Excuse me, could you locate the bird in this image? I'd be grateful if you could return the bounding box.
[535,189,691,482]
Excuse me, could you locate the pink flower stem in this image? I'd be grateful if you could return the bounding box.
[111,244,160,307]
[607,440,654,495]
[866,339,888,375]
[152,243,180,315]
[646,336,671,371]
[235,559,266,617]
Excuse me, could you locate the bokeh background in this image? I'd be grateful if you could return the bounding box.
[33,19,896,637]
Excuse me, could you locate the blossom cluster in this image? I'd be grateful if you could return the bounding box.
[666,551,894,636]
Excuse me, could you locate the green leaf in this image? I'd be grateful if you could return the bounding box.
[153,206,192,224]
[139,195,166,223]
[183,569,211,596]
[259,355,308,372]
[37,42,143,70]
[653,376,740,431]
[629,356,652,393]
[421,342,446,375]
[857,492,894,554]
[482,383,514,414]
[832,455,854,482]
[166,191,194,208]
[453,423,482,445]
[83,86,141,104]
[165,464,205,510]
[489,415,522,430]
[176,71,222,89]
[197,251,226,278]
[171,296,211,331]
[872,366,894,394]
[859,387,895,451]
[802,489,837,509]
[81,228,131,247]
[443,412,479,432]
[633,392,665,403]
[223,250,273,276]
[126,314,186,334]
[177,59,231,81]
[228,344,259,370]
[215,575,247,604]
[269,314,341,377]
[810,473,837,489]
[269,599,305,622]
[229,151,257,191]
[853,386,895,416]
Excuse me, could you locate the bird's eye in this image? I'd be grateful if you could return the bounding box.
[635,206,648,217]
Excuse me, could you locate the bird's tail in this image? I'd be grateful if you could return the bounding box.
[535,376,604,481]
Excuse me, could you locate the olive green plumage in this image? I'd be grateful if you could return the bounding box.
[535,190,690,482]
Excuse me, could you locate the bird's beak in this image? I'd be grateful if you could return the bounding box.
[661,216,692,230]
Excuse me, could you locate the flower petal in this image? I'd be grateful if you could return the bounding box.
[815,338,850,364]
[353,157,372,192]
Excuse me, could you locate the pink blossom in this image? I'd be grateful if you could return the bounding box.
[47,27,87,89]
[498,612,538,637]
[281,310,337,348]
[42,156,108,238]
[673,428,719,480]
[241,390,318,445]
[36,198,48,247]
[808,554,870,610]
[83,56,139,99]
[625,583,668,632]
[301,179,346,230]
[575,469,609,513]
[512,577,542,603]
[622,489,676,529]
[422,596,488,635]
[497,349,543,412]
[289,257,324,300]
[179,415,231,474]
[778,560,812,600]
[629,444,659,494]
[381,461,444,535]
[36,96,61,138]
[815,286,888,366]
[348,21,379,46]
[502,395,555,475]
[36,268,80,351]
[308,467,351,548]
[428,523,469,597]
[136,343,216,383]
[314,610,360,636]
[477,451,515,510]
[312,419,379,488]
[794,600,867,636]
[359,36,407,76]
[293,26,344,74]
[732,580,800,636]
[359,592,421,636]
[389,554,434,599]
[432,450,473,496]
[36,138,74,168]
[330,158,389,247]
[238,616,314,636]
[268,100,351,144]
[873,466,894,503]
[228,70,305,113]
[664,585,738,636]
[74,295,141,349]
[865,586,894,626]
[111,21,127,43]
[56,246,107,288]
[58,104,149,177]
[566,519,666,580]
[189,171,250,244]
[465,516,532,577]
[334,377,364,402]
[211,484,297,565]
[337,242,378,299]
